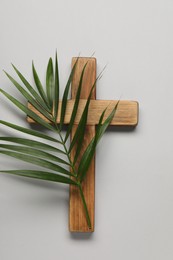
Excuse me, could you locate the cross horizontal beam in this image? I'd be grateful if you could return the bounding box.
[27,99,138,126]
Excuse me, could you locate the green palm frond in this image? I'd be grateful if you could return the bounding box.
[0,170,77,185]
[4,71,52,121]
[78,101,119,182]
[46,58,54,107]
[69,80,97,164]
[59,57,78,130]
[0,89,55,131]
[0,137,64,153]
[12,64,51,113]
[0,144,69,165]
[0,150,71,176]
[32,61,50,109]
[0,120,60,143]
[64,61,87,143]
[0,54,118,229]
[53,52,59,122]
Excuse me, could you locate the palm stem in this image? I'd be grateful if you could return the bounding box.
[53,120,77,175]
[53,119,91,228]
[60,134,77,176]
[59,131,91,229]
[78,183,91,229]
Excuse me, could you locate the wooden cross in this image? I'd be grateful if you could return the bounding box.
[27,57,139,232]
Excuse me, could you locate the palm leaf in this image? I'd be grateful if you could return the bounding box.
[0,144,69,165]
[78,107,107,174]
[32,61,50,109]
[46,58,54,108]
[78,101,119,182]
[64,62,88,143]
[96,101,119,143]
[4,71,52,121]
[77,108,107,180]
[0,170,77,185]
[12,64,51,113]
[0,89,55,131]
[0,137,65,154]
[69,81,96,164]
[59,57,79,130]
[53,52,59,122]
[0,120,60,143]
[0,150,72,176]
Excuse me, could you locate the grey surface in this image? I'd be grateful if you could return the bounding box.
[0,0,173,259]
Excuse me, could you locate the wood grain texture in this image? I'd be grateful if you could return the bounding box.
[27,100,138,126]
[69,57,96,232]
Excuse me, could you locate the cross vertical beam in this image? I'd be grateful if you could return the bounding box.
[69,58,96,232]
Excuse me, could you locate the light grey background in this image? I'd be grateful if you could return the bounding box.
[0,0,173,259]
